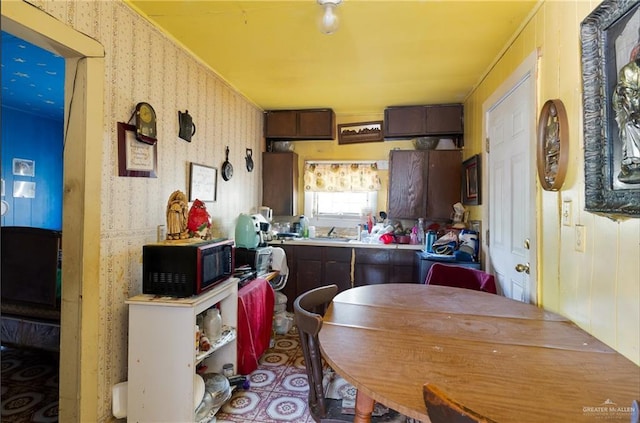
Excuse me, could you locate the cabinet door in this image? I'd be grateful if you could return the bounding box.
[426,150,462,220]
[262,152,298,216]
[264,110,297,138]
[425,104,463,135]
[384,106,426,137]
[389,250,418,283]
[353,248,390,286]
[298,109,335,139]
[323,247,352,292]
[295,246,324,294]
[388,150,428,219]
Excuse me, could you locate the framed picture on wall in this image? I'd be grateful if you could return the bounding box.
[581,0,640,217]
[337,121,384,144]
[462,154,481,206]
[117,122,157,178]
[189,162,217,202]
[12,158,35,177]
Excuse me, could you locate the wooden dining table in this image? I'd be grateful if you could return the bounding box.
[318,283,640,423]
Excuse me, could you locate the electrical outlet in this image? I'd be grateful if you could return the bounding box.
[562,200,572,226]
[575,225,586,252]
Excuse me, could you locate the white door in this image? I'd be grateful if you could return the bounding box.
[486,66,536,303]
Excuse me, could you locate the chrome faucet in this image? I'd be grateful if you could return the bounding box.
[327,227,336,237]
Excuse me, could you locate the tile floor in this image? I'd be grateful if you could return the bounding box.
[216,327,314,422]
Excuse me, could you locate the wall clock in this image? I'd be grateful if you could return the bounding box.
[537,99,569,191]
[135,102,157,145]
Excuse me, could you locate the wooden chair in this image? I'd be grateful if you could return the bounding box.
[423,383,496,423]
[294,285,404,423]
[424,263,497,294]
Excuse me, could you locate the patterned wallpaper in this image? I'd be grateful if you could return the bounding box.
[25,0,265,420]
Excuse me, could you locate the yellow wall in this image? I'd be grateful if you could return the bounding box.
[289,113,414,215]
[464,0,639,365]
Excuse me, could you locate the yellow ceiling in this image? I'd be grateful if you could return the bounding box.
[126,0,539,116]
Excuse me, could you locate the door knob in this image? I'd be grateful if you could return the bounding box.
[515,263,530,274]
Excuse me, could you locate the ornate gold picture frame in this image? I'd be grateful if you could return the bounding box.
[581,0,640,217]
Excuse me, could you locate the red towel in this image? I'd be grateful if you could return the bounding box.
[237,278,275,375]
[425,263,497,294]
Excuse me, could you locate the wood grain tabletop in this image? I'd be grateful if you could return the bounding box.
[318,284,640,423]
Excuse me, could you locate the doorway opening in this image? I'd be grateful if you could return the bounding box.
[1,2,104,420]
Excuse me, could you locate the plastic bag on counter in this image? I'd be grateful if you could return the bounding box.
[432,231,459,255]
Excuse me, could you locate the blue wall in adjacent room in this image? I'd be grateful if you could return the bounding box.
[1,106,63,229]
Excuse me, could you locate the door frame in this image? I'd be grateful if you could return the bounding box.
[481,51,539,304]
[1,2,104,421]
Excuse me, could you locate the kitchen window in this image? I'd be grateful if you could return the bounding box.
[303,161,380,227]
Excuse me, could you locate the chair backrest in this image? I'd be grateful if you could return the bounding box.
[293,284,339,421]
[423,383,496,423]
[425,263,497,294]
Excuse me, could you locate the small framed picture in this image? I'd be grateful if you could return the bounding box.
[189,162,218,202]
[462,154,481,206]
[337,121,384,145]
[117,122,157,178]
[12,158,35,177]
[13,181,36,198]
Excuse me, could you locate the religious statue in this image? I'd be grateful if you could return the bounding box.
[612,56,640,184]
[166,190,189,240]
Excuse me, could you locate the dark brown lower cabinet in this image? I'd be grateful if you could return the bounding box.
[279,245,351,311]
[354,248,417,286]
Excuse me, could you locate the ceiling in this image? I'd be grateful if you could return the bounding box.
[0,2,540,120]
[1,31,65,121]
[126,0,539,116]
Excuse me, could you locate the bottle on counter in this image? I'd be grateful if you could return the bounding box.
[204,307,222,341]
[417,218,425,244]
[410,227,419,245]
[299,215,310,238]
[426,230,437,253]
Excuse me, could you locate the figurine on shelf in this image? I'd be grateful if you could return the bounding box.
[166,190,189,240]
[187,199,211,239]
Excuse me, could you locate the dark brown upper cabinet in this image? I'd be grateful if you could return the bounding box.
[264,109,335,140]
[262,152,298,216]
[387,149,462,221]
[383,104,463,138]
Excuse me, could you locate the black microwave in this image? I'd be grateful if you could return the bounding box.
[142,238,235,297]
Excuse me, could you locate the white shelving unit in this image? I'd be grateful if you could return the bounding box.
[126,278,238,423]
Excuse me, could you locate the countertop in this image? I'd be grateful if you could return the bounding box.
[268,238,424,250]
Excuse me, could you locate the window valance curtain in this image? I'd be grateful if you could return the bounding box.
[303,162,381,192]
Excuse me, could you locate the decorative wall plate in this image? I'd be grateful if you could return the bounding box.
[537,99,569,191]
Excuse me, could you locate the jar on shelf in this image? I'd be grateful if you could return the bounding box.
[204,308,222,341]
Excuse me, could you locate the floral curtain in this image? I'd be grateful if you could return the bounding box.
[303,162,381,192]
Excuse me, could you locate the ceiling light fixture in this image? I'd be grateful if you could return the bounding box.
[317,0,342,35]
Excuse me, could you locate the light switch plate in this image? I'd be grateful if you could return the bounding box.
[575,225,586,252]
[562,200,572,226]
